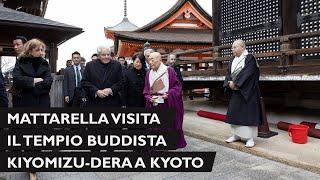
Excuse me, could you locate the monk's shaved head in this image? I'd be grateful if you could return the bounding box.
[232,39,246,57]
[149,52,163,70]
[233,39,246,48]
[150,52,161,60]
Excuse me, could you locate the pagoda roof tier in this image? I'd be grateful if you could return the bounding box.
[105,17,138,32]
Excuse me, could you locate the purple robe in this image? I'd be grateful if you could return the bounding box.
[143,67,187,149]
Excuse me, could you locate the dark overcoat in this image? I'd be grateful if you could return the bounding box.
[122,68,146,107]
[223,54,263,126]
[81,59,123,107]
[12,57,53,107]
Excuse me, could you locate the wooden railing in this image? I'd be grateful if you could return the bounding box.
[170,31,320,77]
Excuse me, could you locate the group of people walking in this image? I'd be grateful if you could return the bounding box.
[63,46,187,147]
[0,36,263,180]
[3,36,188,148]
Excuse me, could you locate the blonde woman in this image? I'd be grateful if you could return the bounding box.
[12,39,53,180]
[13,38,53,107]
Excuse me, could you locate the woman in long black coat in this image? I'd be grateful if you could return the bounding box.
[122,53,146,107]
[13,38,53,107]
[12,39,52,180]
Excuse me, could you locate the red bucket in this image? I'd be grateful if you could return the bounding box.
[288,124,309,144]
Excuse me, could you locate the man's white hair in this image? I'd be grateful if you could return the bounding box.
[233,39,246,48]
[97,46,110,54]
[144,48,155,56]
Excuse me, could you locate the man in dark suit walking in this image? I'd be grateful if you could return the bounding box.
[63,51,85,107]
[9,36,28,107]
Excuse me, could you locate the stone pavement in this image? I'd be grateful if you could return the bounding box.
[183,99,320,174]
[1,136,320,180]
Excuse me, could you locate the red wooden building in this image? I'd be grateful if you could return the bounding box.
[105,0,213,58]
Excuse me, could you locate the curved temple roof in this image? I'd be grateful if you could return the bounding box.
[136,0,212,32]
[105,17,138,32]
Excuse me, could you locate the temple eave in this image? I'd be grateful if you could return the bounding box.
[116,40,212,57]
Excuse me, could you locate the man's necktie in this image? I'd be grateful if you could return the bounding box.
[76,67,81,87]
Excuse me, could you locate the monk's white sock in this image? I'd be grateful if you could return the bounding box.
[225,135,241,143]
[245,138,255,148]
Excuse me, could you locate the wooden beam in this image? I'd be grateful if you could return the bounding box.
[212,0,220,46]
[165,26,207,30]
[152,1,213,31]
[174,47,214,56]
[49,43,57,73]
[175,31,320,57]
[171,19,200,24]
[282,0,298,35]
[177,59,214,65]
[287,47,320,55]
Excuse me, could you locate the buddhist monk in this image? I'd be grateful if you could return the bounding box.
[143,52,187,149]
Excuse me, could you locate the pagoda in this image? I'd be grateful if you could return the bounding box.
[105,0,213,58]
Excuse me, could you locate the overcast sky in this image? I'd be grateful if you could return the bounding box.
[45,0,212,70]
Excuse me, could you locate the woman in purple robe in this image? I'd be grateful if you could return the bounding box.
[143,52,187,149]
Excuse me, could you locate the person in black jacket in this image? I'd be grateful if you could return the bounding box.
[167,54,183,84]
[13,39,53,108]
[10,36,28,107]
[63,52,85,107]
[81,46,123,107]
[13,39,52,180]
[122,53,146,107]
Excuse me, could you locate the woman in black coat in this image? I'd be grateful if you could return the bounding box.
[13,38,53,108]
[13,38,52,180]
[122,53,146,107]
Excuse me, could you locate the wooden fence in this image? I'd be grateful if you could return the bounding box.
[171,31,320,77]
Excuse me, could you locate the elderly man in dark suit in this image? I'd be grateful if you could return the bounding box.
[82,46,123,107]
[63,51,85,107]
